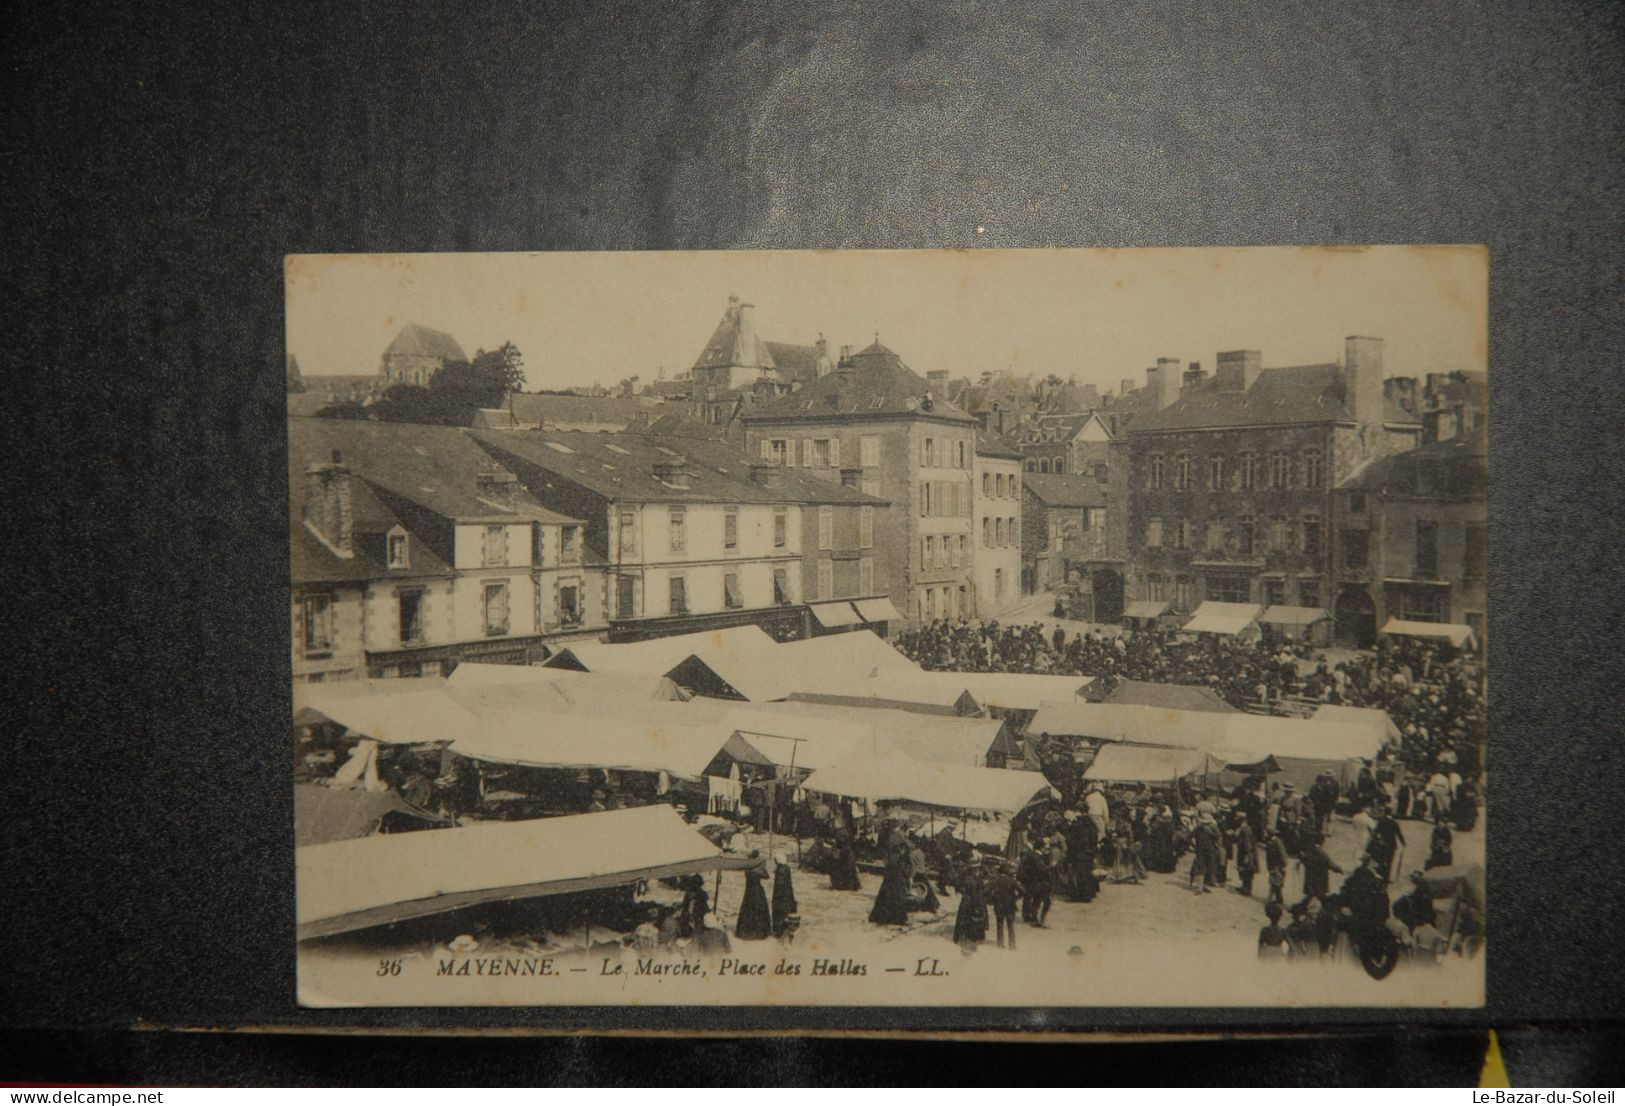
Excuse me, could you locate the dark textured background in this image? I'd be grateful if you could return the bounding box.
[3,0,1622,1085]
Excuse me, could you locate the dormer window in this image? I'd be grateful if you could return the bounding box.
[560,525,580,565]
[483,524,508,567]
[387,528,410,570]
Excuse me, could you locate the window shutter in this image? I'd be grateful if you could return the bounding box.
[800,439,812,467]
[761,439,772,460]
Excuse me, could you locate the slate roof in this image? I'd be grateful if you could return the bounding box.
[974,432,1023,461]
[1130,364,1420,433]
[1039,381,1102,414]
[472,429,890,507]
[1336,428,1487,500]
[1022,472,1107,508]
[765,342,827,387]
[1010,412,1113,445]
[288,417,580,526]
[384,323,467,364]
[744,341,977,424]
[504,393,653,428]
[692,300,775,372]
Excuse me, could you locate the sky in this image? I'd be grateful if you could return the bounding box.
[285,247,1487,393]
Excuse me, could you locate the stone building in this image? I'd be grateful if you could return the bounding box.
[1020,473,1108,603]
[1331,428,1487,649]
[973,434,1023,616]
[471,429,891,643]
[289,418,601,682]
[1120,337,1423,625]
[381,322,468,387]
[1010,411,1114,478]
[742,340,981,625]
[689,295,833,427]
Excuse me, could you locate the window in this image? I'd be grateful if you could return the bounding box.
[860,506,874,548]
[921,483,932,517]
[922,536,931,569]
[1173,519,1189,550]
[387,530,409,569]
[1302,513,1322,558]
[1207,455,1226,491]
[1148,454,1164,490]
[1347,491,1367,514]
[860,436,880,467]
[1039,459,1051,474]
[1174,453,1194,490]
[1268,451,1290,490]
[762,439,788,466]
[616,575,636,618]
[1025,460,1037,472]
[398,589,424,644]
[1342,529,1369,569]
[983,473,991,496]
[950,534,961,567]
[1174,576,1194,611]
[1415,519,1438,576]
[668,506,686,553]
[723,572,743,609]
[772,568,791,605]
[1263,577,1285,606]
[1206,574,1251,604]
[773,508,787,549]
[1237,515,1255,556]
[559,584,580,626]
[994,567,1004,597]
[1298,578,1320,608]
[811,439,833,468]
[1054,457,1066,474]
[483,582,510,636]
[818,505,833,550]
[817,559,833,600]
[861,479,881,498]
[1146,574,1166,602]
[1464,523,1487,580]
[859,557,874,594]
[483,525,508,566]
[957,441,968,469]
[923,438,935,469]
[302,593,333,654]
[1303,448,1324,490]
[668,575,688,616]
[1269,515,1289,552]
[723,508,738,551]
[1399,585,1446,622]
[560,525,580,564]
[1239,452,1258,491]
[619,510,637,557]
[1146,518,1163,548]
[924,588,936,620]
[984,518,994,547]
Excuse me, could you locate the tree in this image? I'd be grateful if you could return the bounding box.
[314,401,368,420]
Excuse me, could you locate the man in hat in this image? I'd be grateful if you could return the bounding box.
[1309,771,1340,836]
[1264,827,1289,905]
[987,857,1020,949]
[1364,800,1406,882]
[1233,813,1258,897]
[1299,830,1344,903]
[1277,782,1304,856]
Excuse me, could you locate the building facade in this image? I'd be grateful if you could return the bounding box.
[289,418,604,683]
[1331,430,1487,648]
[1121,337,1423,625]
[973,437,1023,616]
[472,429,889,643]
[1020,473,1108,602]
[381,322,468,387]
[1010,411,1114,478]
[742,341,981,625]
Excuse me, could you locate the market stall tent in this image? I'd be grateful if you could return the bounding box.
[297,805,755,940]
[1180,601,1264,638]
[948,672,1091,714]
[293,678,478,745]
[1082,744,1213,783]
[1379,619,1477,649]
[1313,704,1402,744]
[448,708,729,778]
[294,783,449,847]
[739,700,1010,766]
[802,757,1055,815]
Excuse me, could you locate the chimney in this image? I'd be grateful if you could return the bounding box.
[833,345,856,383]
[303,450,354,557]
[476,468,520,510]
[927,369,949,390]
[1214,350,1263,393]
[1182,361,1207,392]
[1344,336,1385,424]
[1120,378,1136,396]
[749,462,782,487]
[1146,357,1181,408]
[653,457,690,487]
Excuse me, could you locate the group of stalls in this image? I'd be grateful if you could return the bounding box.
[1026,699,1392,798]
[1124,601,1480,655]
[292,626,1087,945]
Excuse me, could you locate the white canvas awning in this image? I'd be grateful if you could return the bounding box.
[1181,601,1263,637]
[1123,600,1170,620]
[1259,605,1331,628]
[1379,618,1477,648]
[297,805,753,940]
[802,758,1054,814]
[1083,744,1212,783]
[449,709,729,777]
[293,679,477,745]
[1313,704,1402,743]
[809,601,865,629]
[853,597,904,623]
[950,672,1091,712]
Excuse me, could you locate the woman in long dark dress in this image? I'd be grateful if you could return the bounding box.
[735,861,773,940]
[868,826,913,926]
[952,864,989,952]
[1144,806,1178,873]
[828,830,861,891]
[771,859,798,937]
[1426,821,1454,870]
[1061,811,1099,902]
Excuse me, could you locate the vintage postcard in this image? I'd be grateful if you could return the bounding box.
[287,246,1487,1008]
